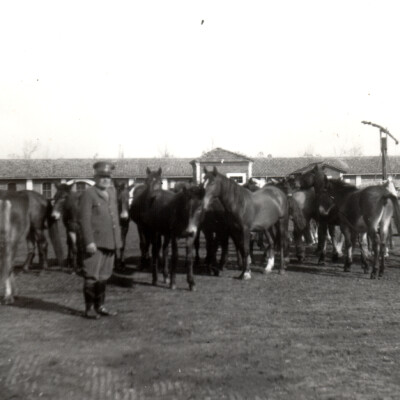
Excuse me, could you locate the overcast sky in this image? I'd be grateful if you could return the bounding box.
[1,1,400,160]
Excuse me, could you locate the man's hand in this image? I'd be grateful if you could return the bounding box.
[86,243,97,255]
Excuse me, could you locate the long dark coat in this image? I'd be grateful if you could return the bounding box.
[80,185,122,250]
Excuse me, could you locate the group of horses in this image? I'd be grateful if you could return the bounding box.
[1,163,399,303]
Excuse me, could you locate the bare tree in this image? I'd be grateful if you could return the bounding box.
[8,139,40,159]
[157,145,174,158]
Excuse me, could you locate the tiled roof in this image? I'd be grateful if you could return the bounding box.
[252,156,400,177]
[0,158,193,179]
[1,152,400,180]
[191,147,254,163]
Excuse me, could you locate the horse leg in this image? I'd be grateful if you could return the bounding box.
[22,229,36,272]
[317,222,328,265]
[358,233,370,273]
[241,230,251,280]
[329,225,343,262]
[161,236,170,285]
[278,217,288,274]
[35,229,49,271]
[68,231,78,274]
[263,229,275,274]
[151,234,159,286]
[378,216,391,278]
[217,232,229,275]
[369,229,380,279]
[116,222,129,270]
[342,227,354,272]
[170,237,178,290]
[194,230,200,265]
[293,227,305,264]
[185,236,196,291]
[138,227,150,269]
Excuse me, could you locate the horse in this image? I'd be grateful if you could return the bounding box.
[52,183,85,273]
[131,169,204,290]
[202,166,291,279]
[115,182,135,270]
[288,168,345,264]
[0,190,63,272]
[315,173,400,278]
[130,168,164,270]
[0,190,63,304]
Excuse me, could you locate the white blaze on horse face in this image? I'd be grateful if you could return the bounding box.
[52,210,61,220]
[68,231,77,245]
[265,256,275,273]
[120,210,129,219]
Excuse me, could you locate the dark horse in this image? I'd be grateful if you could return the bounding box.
[131,168,204,290]
[202,167,291,279]
[316,175,400,278]
[130,168,164,269]
[52,183,85,272]
[115,182,135,269]
[288,170,345,264]
[0,190,63,304]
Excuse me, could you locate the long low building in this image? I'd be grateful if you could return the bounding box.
[0,147,399,199]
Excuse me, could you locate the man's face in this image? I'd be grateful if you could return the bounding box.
[95,176,112,189]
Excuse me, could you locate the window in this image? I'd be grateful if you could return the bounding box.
[226,173,246,185]
[76,182,87,193]
[7,183,17,192]
[42,182,52,199]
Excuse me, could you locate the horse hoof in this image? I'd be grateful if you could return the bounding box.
[3,296,14,305]
[164,278,170,286]
[278,269,286,275]
[243,272,251,280]
[344,268,351,273]
[170,284,177,290]
[189,284,196,291]
[370,273,377,280]
[263,268,273,274]
[152,280,157,286]
[332,254,339,262]
[22,268,29,274]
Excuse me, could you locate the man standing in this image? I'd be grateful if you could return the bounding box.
[80,161,122,319]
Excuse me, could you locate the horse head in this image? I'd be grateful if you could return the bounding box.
[180,185,205,238]
[52,183,73,220]
[202,166,221,211]
[145,167,163,195]
[116,182,135,220]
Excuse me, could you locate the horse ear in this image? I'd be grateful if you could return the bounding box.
[146,167,151,175]
[157,167,162,176]
[203,167,208,174]
[213,166,218,176]
[55,182,61,189]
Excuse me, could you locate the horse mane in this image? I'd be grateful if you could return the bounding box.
[217,172,248,206]
[328,179,357,194]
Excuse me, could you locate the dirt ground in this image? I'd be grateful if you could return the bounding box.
[2,222,400,400]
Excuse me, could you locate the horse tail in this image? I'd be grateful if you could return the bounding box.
[386,194,400,234]
[287,194,307,232]
[0,199,12,286]
[46,200,64,267]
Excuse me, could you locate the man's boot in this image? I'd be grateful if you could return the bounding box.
[83,281,100,319]
[95,281,117,316]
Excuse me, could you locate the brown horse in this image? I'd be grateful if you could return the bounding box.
[202,167,290,279]
[315,173,400,278]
